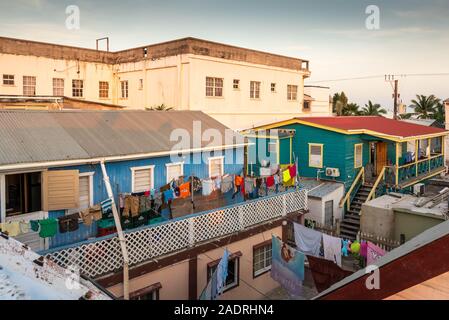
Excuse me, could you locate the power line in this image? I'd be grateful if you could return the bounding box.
[308,72,449,84]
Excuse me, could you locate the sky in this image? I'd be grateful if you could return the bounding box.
[1,0,448,113]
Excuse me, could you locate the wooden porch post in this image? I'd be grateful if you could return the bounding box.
[0,174,5,223]
[415,139,419,177]
[428,138,431,172]
[395,142,399,186]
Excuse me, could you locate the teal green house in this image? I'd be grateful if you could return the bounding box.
[243,116,448,240]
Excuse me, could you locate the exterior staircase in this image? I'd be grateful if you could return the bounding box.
[339,183,373,241]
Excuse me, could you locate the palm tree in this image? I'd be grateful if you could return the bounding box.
[146,103,174,111]
[410,94,440,119]
[332,92,348,116]
[360,100,387,116]
[432,101,445,125]
[343,103,361,116]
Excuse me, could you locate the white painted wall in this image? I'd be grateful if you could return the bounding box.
[0,51,332,129]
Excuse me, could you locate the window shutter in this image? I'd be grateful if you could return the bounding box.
[79,176,90,210]
[133,168,152,192]
[310,145,322,167]
[42,170,79,211]
[355,144,363,168]
[167,164,182,183]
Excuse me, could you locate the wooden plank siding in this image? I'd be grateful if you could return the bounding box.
[46,148,244,249]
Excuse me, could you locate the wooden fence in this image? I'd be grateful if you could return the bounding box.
[357,231,401,252]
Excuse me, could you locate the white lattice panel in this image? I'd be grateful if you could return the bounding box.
[46,189,308,278]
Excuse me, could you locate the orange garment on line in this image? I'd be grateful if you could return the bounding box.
[235,175,243,187]
[179,182,191,199]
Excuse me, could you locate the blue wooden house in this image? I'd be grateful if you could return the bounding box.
[244,116,448,239]
[0,110,245,250]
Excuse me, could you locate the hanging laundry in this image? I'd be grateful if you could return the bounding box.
[19,221,30,234]
[366,242,386,265]
[293,223,322,257]
[214,176,222,190]
[123,195,139,217]
[283,169,291,182]
[220,175,233,193]
[38,219,58,238]
[306,255,353,293]
[174,187,181,198]
[100,198,113,214]
[0,221,21,237]
[58,213,80,233]
[266,176,275,188]
[163,189,174,203]
[274,173,280,185]
[91,205,102,221]
[202,179,215,196]
[139,195,152,213]
[271,235,305,296]
[80,209,93,226]
[179,182,191,199]
[160,183,171,193]
[30,220,40,232]
[244,177,254,194]
[360,241,368,258]
[342,239,350,257]
[289,164,297,178]
[322,233,342,267]
[119,194,126,209]
[212,249,230,299]
[234,175,243,187]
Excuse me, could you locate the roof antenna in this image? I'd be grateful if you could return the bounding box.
[96,37,109,51]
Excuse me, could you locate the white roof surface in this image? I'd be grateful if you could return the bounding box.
[0,234,111,300]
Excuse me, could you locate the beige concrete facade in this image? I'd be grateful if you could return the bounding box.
[106,226,282,300]
[0,36,331,129]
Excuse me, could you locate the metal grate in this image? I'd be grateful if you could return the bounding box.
[45,189,307,278]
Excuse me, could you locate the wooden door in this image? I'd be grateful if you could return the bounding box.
[376,142,387,176]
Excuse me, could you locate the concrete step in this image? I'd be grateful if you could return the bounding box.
[346,210,361,216]
[340,230,357,241]
[340,223,360,231]
[342,217,360,225]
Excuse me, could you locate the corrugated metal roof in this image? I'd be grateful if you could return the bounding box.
[0,110,243,167]
[308,182,344,198]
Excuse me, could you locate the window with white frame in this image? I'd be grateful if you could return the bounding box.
[23,76,36,96]
[206,77,223,97]
[53,78,64,96]
[120,80,129,99]
[268,141,278,164]
[207,255,239,292]
[354,143,363,168]
[99,81,109,98]
[287,84,298,101]
[3,74,14,85]
[253,242,272,277]
[67,173,93,214]
[131,166,154,192]
[309,143,323,168]
[209,157,224,178]
[166,162,183,183]
[72,79,84,97]
[233,79,240,90]
[250,81,261,99]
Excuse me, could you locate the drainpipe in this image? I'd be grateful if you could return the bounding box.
[100,160,130,300]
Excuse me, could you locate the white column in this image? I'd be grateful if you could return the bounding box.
[0,174,5,223]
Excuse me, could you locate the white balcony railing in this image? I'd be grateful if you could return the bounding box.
[44,189,308,278]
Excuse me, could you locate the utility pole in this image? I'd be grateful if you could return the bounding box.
[385,75,400,119]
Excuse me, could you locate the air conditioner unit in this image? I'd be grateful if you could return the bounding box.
[325,167,340,177]
[413,183,425,196]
